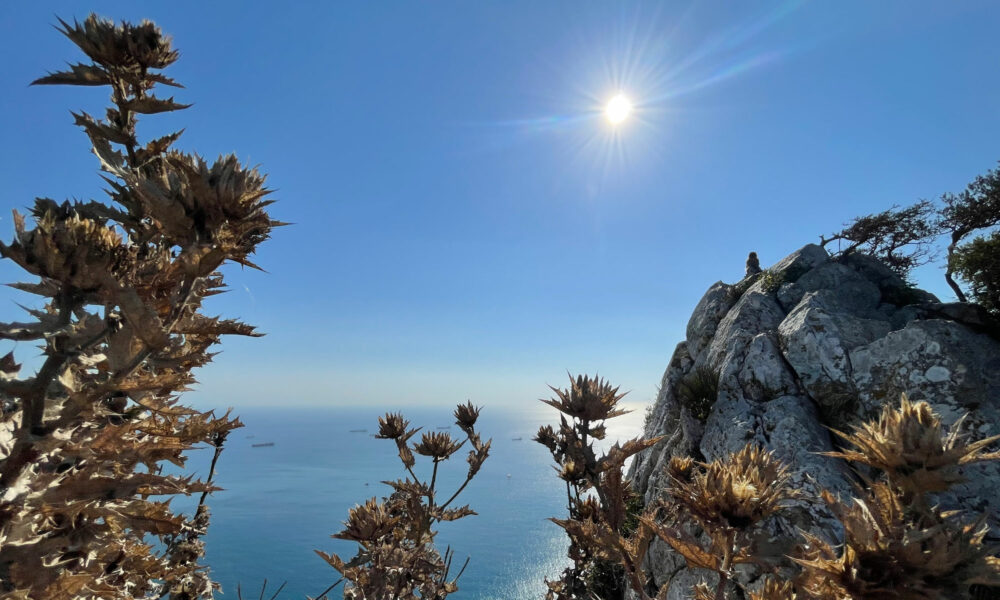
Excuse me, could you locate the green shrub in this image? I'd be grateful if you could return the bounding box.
[952,231,1000,316]
[677,366,720,422]
[759,268,785,293]
[726,274,760,302]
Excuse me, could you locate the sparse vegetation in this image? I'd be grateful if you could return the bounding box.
[759,268,785,294]
[727,272,763,302]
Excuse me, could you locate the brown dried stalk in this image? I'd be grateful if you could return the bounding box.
[315,402,490,599]
[0,14,279,599]
[537,374,662,600]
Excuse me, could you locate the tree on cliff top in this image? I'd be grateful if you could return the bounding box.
[821,162,1000,315]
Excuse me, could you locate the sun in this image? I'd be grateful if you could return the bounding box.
[605,94,632,125]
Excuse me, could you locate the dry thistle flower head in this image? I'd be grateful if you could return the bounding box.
[669,445,798,533]
[333,498,399,544]
[825,393,1000,494]
[144,153,276,269]
[44,15,179,74]
[413,431,464,461]
[4,208,124,292]
[454,401,480,433]
[534,424,559,453]
[795,483,1000,599]
[559,459,587,483]
[376,412,410,440]
[542,373,629,422]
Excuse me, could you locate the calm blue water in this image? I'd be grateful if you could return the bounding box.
[174,405,642,599]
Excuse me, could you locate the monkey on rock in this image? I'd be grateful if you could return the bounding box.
[746,251,762,277]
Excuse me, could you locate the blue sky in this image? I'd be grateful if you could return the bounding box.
[1,2,998,412]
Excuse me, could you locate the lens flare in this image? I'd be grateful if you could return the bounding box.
[605,94,632,124]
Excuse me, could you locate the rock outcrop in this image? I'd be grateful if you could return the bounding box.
[628,244,1000,598]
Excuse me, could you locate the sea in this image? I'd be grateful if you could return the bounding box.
[175,405,645,600]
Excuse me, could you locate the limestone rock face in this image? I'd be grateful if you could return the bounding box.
[627,244,1000,596]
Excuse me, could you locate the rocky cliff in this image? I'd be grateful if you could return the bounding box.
[628,244,1000,598]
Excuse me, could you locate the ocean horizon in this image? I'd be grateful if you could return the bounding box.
[178,404,645,599]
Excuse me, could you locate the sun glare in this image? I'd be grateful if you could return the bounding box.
[605,94,632,125]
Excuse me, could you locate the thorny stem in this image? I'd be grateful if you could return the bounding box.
[714,531,736,600]
[438,430,481,511]
[430,460,440,503]
[197,432,228,508]
[438,473,474,512]
[112,74,141,167]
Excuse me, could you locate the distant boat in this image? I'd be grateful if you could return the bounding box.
[436,426,451,430]
[251,442,274,448]
[511,437,522,441]
[349,429,367,433]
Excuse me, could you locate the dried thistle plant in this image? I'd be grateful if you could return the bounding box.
[790,395,1000,599]
[666,446,799,537]
[536,374,663,600]
[637,395,1000,600]
[824,393,1000,498]
[640,446,799,600]
[315,402,491,599]
[0,14,278,600]
[794,483,1000,599]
